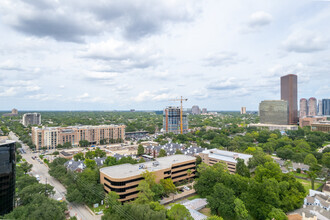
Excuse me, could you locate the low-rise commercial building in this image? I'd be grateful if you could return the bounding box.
[248,123,298,131]
[311,121,330,132]
[32,125,125,150]
[299,116,327,128]
[199,149,252,174]
[144,143,204,158]
[100,155,196,202]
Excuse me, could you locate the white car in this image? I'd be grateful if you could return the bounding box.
[35,175,40,181]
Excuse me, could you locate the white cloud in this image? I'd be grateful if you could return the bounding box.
[248,11,272,27]
[283,30,328,53]
[0,87,17,97]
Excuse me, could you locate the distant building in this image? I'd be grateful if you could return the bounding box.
[248,123,298,131]
[199,149,252,174]
[323,99,330,115]
[191,105,201,115]
[2,108,18,117]
[308,97,317,116]
[0,140,16,215]
[259,100,289,125]
[299,116,327,128]
[130,109,135,112]
[202,108,207,114]
[32,125,125,150]
[241,107,246,114]
[311,121,330,133]
[22,113,41,127]
[318,99,323,116]
[163,106,188,134]
[281,74,298,124]
[100,155,196,202]
[300,98,308,118]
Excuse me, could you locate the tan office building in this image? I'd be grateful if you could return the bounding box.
[311,121,330,133]
[100,155,196,202]
[32,125,125,150]
[199,149,252,174]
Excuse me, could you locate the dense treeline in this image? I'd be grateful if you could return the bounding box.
[194,159,305,220]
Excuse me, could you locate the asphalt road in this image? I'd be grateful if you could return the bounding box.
[9,132,100,220]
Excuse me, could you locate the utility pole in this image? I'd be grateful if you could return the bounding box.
[45,177,47,196]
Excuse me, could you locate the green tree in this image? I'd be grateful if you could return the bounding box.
[207,183,236,219]
[104,191,121,214]
[19,183,55,205]
[307,171,317,190]
[167,204,193,220]
[160,178,176,195]
[207,216,224,220]
[236,158,250,178]
[105,156,117,166]
[175,149,183,154]
[63,142,72,148]
[135,180,155,204]
[322,152,330,168]
[266,208,288,220]
[234,198,249,220]
[79,140,89,147]
[20,161,33,174]
[16,175,38,191]
[84,159,97,169]
[158,149,167,157]
[138,144,145,155]
[74,152,84,161]
[304,153,317,166]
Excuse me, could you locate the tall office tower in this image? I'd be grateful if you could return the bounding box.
[299,98,308,117]
[281,74,298,124]
[259,100,289,125]
[22,113,41,127]
[163,106,188,134]
[241,107,246,114]
[202,108,207,114]
[318,99,323,116]
[308,97,317,116]
[0,140,16,215]
[191,105,201,115]
[323,99,330,115]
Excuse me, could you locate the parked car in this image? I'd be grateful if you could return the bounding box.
[35,175,40,181]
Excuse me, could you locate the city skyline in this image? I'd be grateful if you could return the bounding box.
[0,1,330,111]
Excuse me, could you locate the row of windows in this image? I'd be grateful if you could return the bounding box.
[172,166,196,175]
[104,176,144,186]
[104,183,138,193]
[172,162,195,169]
[172,173,188,180]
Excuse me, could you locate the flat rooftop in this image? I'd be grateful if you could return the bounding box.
[33,124,124,131]
[249,123,298,127]
[202,149,252,164]
[100,154,196,179]
[0,140,16,146]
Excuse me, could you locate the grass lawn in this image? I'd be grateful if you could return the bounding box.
[199,207,211,217]
[187,194,201,200]
[322,141,330,146]
[292,172,308,178]
[296,178,323,193]
[88,204,105,214]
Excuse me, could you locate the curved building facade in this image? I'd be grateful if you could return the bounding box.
[100,155,196,202]
[300,98,308,118]
[308,97,317,116]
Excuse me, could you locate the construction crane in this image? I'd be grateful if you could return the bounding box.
[169,96,188,134]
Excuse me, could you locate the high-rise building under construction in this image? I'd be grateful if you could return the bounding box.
[163,107,188,134]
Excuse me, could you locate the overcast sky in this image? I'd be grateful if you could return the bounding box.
[0,0,329,111]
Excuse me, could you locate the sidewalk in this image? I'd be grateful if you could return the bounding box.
[160,189,196,205]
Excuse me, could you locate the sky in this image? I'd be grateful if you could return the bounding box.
[0,0,329,111]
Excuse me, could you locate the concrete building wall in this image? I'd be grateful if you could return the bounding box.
[300,98,308,118]
[308,97,317,116]
[241,107,246,114]
[259,100,289,125]
[22,113,41,127]
[100,157,196,202]
[32,125,126,150]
